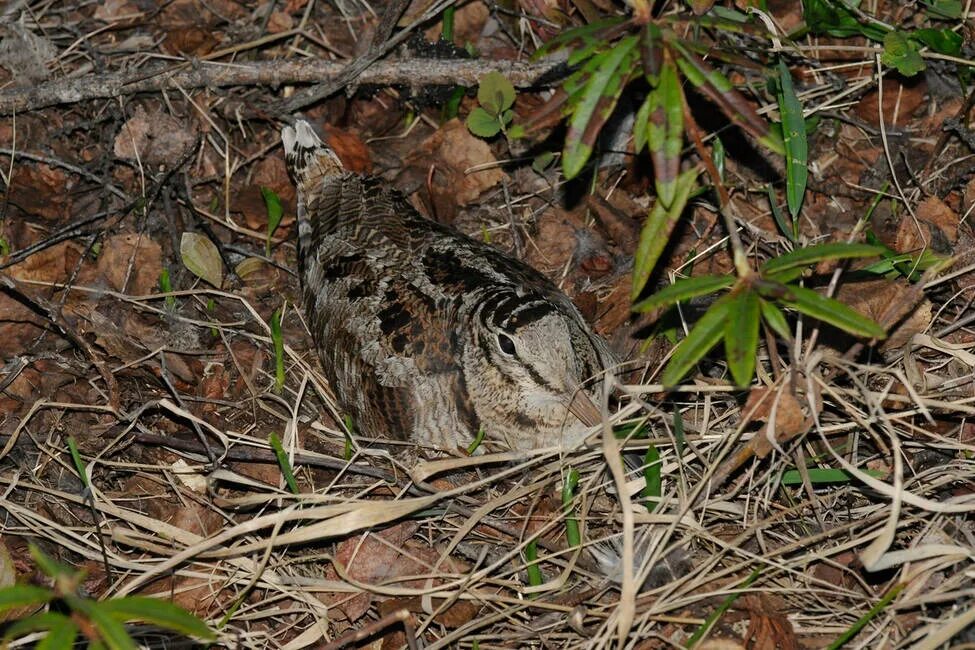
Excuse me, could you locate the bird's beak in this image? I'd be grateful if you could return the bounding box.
[567,389,602,427]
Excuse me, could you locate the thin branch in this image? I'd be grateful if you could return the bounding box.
[0,58,566,116]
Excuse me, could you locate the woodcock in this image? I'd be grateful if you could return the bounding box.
[282,120,617,452]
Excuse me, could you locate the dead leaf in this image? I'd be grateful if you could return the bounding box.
[835,279,932,352]
[320,522,421,621]
[98,233,162,295]
[93,0,141,22]
[740,594,799,650]
[114,106,197,168]
[324,126,372,174]
[917,195,959,248]
[854,76,927,127]
[741,386,809,459]
[180,232,224,289]
[408,119,507,209]
[7,164,72,221]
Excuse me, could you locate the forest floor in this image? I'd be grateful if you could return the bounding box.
[0,0,973,648]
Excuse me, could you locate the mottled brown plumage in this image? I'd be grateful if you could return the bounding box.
[282,120,616,452]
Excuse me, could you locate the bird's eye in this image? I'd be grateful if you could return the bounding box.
[497,333,517,356]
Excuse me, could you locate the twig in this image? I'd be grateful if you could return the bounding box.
[0,58,565,116]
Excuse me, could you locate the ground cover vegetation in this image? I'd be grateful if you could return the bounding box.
[0,0,972,646]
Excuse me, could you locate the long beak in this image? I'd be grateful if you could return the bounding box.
[567,389,602,427]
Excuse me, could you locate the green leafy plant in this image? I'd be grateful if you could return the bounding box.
[466,71,516,138]
[530,14,785,193]
[802,0,963,76]
[634,243,888,387]
[0,546,214,649]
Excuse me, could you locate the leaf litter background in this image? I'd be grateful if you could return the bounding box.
[0,0,973,648]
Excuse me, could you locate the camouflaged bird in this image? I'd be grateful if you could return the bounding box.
[282,120,617,452]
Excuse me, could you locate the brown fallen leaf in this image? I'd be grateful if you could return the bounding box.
[114,106,197,168]
[97,233,162,295]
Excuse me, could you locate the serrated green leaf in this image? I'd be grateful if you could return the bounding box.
[661,296,731,387]
[477,71,515,115]
[562,35,639,179]
[0,585,53,614]
[778,285,887,339]
[759,299,792,340]
[66,596,138,650]
[466,107,501,137]
[632,167,700,300]
[881,31,925,76]
[180,232,223,289]
[911,27,962,56]
[776,60,807,218]
[632,274,734,312]
[100,597,215,640]
[761,243,884,280]
[724,290,760,387]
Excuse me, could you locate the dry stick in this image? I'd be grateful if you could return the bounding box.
[279,0,413,113]
[0,58,564,116]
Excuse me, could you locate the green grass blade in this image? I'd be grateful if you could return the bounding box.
[778,285,887,339]
[775,60,807,218]
[632,275,734,313]
[100,597,215,641]
[523,540,543,589]
[261,187,283,257]
[780,467,885,485]
[632,167,700,300]
[642,444,661,513]
[661,297,732,387]
[826,583,904,650]
[561,468,581,547]
[724,290,760,388]
[761,243,884,280]
[686,568,762,647]
[562,35,639,179]
[268,432,300,495]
